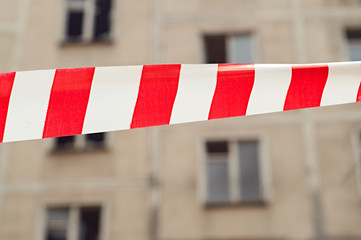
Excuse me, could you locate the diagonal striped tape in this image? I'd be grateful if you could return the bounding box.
[0,62,360,143]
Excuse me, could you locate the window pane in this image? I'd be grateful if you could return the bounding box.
[47,229,67,240]
[206,141,228,153]
[56,136,75,150]
[204,35,227,63]
[346,29,361,61]
[86,133,105,148]
[207,161,229,203]
[94,0,112,40]
[348,42,361,61]
[230,35,253,63]
[238,141,262,202]
[66,11,84,39]
[346,29,361,39]
[47,207,69,222]
[46,208,69,240]
[67,0,86,9]
[79,207,101,240]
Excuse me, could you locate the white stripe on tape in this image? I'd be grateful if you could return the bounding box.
[82,66,143,134]
[321,62,361,107]
[3,70,54,142]
[170,64,218,124]
[247,64,292,115]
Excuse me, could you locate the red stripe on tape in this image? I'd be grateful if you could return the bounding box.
[131,64,181,128]
[209,64,255,119]
[284,65,328,111]
[0,72,15,142]
[43,68,95,138]
[357,82,361,102]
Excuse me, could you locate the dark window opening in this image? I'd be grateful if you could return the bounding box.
[46,229,67,240]
[56,136,75,150]
[86,133,105,148]
[204,35,227,63]
[79,207,101,240]
[346,29,361,39]
[93,0,112,41]
[206,141,228,153]
[54,133,105,152]
[66,10,84,40]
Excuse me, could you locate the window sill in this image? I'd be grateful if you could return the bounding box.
[59,38,114,47]
[204,200,268,209]
[50,145,110,155]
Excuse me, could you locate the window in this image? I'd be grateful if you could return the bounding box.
[204,139,266,205]
[54,133,107,152]
[204,34,254,63]
[45,206,102,240]
[346,29,361,61]
[64,0,112,42]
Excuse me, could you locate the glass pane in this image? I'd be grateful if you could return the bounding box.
[47,229,67,240]
[86,133,105,148]
[67,0,86,7]
[346,29,361,39]
[94,0,112,40]
[348,42,361,61]
[238,141,262,202]
[207,161,229,204]
[66,11,84,39]
[206,141,228,153]
[230,35,253,63]
[56,136,75,150]
[79,207,101,240]
[204,35,227,63]
[47,208,70,222]
[46,208,69,240]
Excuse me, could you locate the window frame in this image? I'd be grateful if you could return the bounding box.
[344,28,361,61]
[60,0,113,44]
[202,32,258,64]
[38,200,110,240]
[198,131,272,206]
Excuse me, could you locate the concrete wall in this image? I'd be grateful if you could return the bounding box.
[1,0,361,240]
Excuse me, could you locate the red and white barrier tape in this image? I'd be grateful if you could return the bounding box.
[0,62,360,143]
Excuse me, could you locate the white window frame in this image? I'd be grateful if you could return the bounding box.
[37,200,110,240]
[60,0,113,43]
[198,131,272,205]
[60,0,95,42]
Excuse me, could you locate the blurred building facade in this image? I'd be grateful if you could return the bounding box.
[0,0,361,240]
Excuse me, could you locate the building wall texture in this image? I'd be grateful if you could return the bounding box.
[0,0,361,240]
